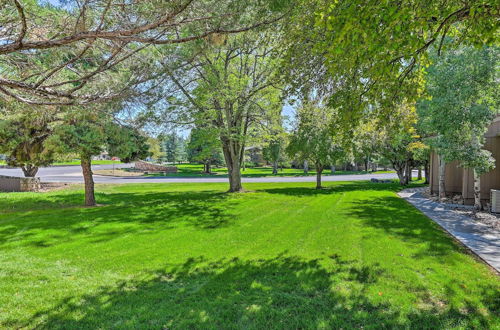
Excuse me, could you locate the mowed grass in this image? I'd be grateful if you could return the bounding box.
[0,181,498,329]
[147,163,394,178]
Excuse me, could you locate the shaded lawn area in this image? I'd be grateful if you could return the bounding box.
[146,163,394,178]
[0,181,498,329]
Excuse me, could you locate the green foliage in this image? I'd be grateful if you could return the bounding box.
[0,107,56,170]
[284,0,498,126]
[147,137,165,161]
[287,102,344,169]
[162,132,187,164]
[106,125,150,163]
[418,46,498,173]
[262,138,285,164]
[186,127,223,166]
[0,0,290,104]
[49,113,107,159]
[49,111,149,162]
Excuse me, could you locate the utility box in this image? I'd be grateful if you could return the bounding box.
[490,189,500,213]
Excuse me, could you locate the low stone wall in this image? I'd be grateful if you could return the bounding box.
[135,161,177,173]
[0,175,41,192]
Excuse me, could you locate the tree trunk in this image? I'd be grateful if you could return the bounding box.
[315,164,323,189]
[424,161,430,184]
[21,164,39,177]
[392,161,406,185]
[81,156,96,206]
[404,161,412,184]
[303,160,308,174]
[418,168,422,180]
[396,168,405,185]
[473,169,482,211]
[272,161,278,175]
[221,140,243,192]
[203,162,212,174]
[331,165,335,175]
[438,154,446,200]
[364,159,369,172]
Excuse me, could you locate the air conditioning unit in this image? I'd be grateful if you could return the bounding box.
[490,190,500,213]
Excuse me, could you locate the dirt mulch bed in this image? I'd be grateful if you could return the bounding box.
[454,209,500,231]
[419,186,500,231]
[93,169,144,177]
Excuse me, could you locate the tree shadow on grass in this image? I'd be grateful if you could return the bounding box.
[0,190,236,248]
[17,254,497,329]
[345,195,471,259]
[260,182,403,197]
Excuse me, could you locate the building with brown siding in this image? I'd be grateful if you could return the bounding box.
[429,115,500,205]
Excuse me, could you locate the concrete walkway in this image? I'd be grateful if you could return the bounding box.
[398,189,500,272]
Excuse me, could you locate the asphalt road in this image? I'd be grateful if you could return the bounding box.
[0,164,402,184]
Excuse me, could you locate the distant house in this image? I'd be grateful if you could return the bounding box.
[429,115,500,205]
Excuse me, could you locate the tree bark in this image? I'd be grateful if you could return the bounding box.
[21,164,39,177]
[221,140,243,192]
[272,161,278,175]
[330,165,335,175]
[473,169,482,211]
[417,168,422,180]
[81,156,96,206]
[392,161,406,185]
[364,158,369,172]
[438,154,446,200]
[396,168,405,185]
[203,162,212,174]
[424,161,430,184]
[315,164,323,189]
[303,160,308,174]
[403,161,412,184]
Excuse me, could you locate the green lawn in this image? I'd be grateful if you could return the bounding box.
[148,163,394,178]
[0,181,498,329]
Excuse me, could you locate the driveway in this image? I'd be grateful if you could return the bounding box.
[0,164,402,184]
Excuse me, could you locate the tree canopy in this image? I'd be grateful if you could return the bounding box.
[0,0,289,105]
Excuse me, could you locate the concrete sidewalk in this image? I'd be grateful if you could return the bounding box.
[398,189,500,273]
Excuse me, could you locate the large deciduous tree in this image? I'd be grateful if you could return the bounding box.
[287,101,343,189]
[376,102,422,186]
[418,46,498,208]
[187,127,223,173]
[148,31,283,192]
